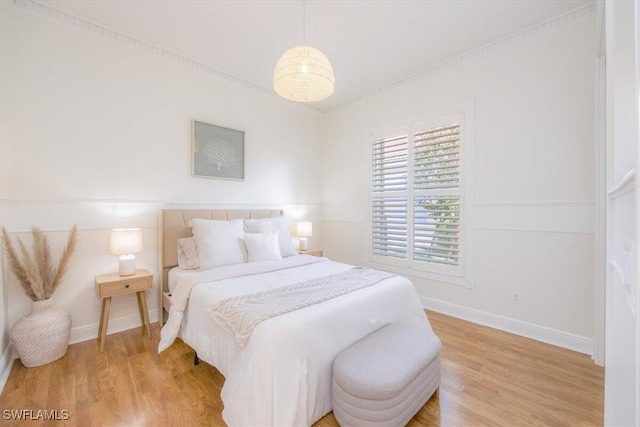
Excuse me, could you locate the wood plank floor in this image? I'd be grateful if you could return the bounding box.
[0,311,603,426]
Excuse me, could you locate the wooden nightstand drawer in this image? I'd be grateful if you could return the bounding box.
[95,269,153,298]
[99,277,150,298]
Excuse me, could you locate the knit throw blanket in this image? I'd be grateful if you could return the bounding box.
[209,268,393,348]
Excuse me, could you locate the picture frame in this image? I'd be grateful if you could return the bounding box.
[192,120,244,180]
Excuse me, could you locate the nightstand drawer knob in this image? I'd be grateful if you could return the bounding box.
[125,284,130,288]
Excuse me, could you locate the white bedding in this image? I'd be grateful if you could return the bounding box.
[168,266,201,293]
[159,255,432,427]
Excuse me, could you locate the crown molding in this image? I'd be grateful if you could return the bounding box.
[12,0,594,114]
[324,2,595,112]
[10,0,323,113]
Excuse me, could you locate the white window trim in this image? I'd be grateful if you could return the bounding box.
[365,100,475,289]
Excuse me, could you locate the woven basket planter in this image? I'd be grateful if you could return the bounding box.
[11,299,72,368]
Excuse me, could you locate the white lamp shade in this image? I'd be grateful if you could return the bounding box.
[273,45,335,102]
[110,228,143,255]
[297,221,313,238]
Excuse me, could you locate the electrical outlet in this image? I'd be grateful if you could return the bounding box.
[512,291,520,304]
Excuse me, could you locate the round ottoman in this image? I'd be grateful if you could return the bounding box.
[332,323,441,427]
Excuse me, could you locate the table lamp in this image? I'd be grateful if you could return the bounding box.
[110,228,143,276]
[297,221,312,251]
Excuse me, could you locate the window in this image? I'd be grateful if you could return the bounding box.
[370,110,470,279]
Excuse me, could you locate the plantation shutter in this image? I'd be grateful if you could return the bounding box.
[413,122,461,268]
[372,134,408,259]
[370,112,464,277]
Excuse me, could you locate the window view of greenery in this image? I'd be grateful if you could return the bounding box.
[414,196,459,265]
[372,121,461,268]
[413,124,460,266]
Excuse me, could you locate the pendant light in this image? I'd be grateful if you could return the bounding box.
[273,1,335,102]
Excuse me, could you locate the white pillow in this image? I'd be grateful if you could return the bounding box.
[189,219,247,270]
[243,216,297,257]
[244,232,283,262]
[177,237,199,270]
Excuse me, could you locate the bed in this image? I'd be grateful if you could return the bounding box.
[157,209,434,426]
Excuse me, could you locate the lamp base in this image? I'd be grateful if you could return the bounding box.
[119,255,136,276]
[300,237,308,251]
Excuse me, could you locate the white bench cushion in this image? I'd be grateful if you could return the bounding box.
[332,323,441,426]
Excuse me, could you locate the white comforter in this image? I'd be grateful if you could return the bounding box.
[159,255,432,427]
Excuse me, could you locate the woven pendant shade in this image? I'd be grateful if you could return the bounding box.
[273,45,335,102]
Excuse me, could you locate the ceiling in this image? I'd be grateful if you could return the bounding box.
[38,0,592,111]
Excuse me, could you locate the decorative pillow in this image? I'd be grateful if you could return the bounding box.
[244,232,283,262]
[177,237,199,270]
[243,216,297,257]
[189,218,247,270]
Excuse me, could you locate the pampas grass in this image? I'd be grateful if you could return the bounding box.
[2,225,78,301]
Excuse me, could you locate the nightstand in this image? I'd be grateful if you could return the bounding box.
[95,268,152,353]
[162,291,173,317]
[299,248,323,257]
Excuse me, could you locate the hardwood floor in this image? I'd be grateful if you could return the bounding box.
[0,311,603,426]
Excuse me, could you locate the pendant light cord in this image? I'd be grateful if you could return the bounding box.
[303,0,306,46]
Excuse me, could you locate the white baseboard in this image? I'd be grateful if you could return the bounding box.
[0,344,16,395]
[70,309,158,344]
[421,297,593,356]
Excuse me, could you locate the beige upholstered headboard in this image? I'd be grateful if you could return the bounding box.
[159,208,283,290]
[158,209,283,322]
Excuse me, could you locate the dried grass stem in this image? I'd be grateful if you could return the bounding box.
[2,225,78,301]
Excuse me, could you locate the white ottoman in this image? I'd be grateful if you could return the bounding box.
[332,323,441,427]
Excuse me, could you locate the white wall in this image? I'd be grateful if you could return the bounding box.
[321,16,596,352]
[0,2,323,354]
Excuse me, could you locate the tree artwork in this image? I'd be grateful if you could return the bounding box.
[202,138,240,171]
[192,121,244,179]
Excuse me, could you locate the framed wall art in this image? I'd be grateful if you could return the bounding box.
[192,120,244,180]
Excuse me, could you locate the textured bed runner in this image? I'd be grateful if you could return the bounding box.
[209,268,393,347]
